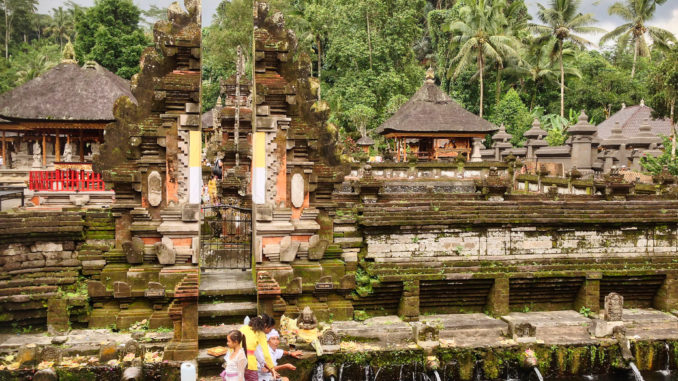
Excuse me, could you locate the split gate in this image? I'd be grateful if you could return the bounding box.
[200,205,252,269]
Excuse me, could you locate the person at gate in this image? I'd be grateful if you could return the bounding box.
[221,330,247,381]
[240,314,280,381]
[255,329,303,381]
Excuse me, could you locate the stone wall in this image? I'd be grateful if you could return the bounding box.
[0,210,114,330]
[365,225,678,263]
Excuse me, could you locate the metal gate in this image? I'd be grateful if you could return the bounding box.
[200,205,252,269]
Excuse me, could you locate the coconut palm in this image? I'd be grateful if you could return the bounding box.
[47,7,74,49]
[531,0,604,117]
[600,0,676,78]
[447,0,522,117]
[505,37,582,110]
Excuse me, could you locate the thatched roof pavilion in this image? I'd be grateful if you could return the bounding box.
[0,57,136,168]
[377,69,497,161]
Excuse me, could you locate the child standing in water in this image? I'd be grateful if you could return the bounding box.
[221,330,248,381]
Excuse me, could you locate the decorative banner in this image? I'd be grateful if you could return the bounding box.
[189,129,201,204]
[252,131,266,204]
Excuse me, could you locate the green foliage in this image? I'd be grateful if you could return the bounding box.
[0,40,60,92]
[579,306,592,318]
[74,0,148,79]
[641,136,678,175]
[490,88,532,146]
[647,45,678,125]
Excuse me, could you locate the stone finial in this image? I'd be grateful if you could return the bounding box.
[61,41,76,64]
[640,99,645,107]
[425,67,435,84]
[578,110,588,123]
[621,103,626,109]
[215,95,223,108]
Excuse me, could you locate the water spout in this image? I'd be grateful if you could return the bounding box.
[312,363,324,381]
[364,365,371,381]
[433,370,442,381]
[373,366,382,381]
[532,367,544,381]
[339,363,344,381]
[629,362,645,381]
[399,365,404,381]
[658,342,672,377]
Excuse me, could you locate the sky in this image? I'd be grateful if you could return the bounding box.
[37,0,678,38]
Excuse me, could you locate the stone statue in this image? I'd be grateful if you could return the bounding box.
[604,292,623,321]
[32,141,42,168]
[297,306,318,330]
[63,142,73,162]
[91,142,100,157]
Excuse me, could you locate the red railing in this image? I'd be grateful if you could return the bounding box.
[29,170,106,192]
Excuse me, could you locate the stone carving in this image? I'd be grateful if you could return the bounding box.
[154,242,176,265]
[319,330,340,345]
[279,236,300,262]
[62,143,73,162]
[123,237,145,264]
[18,344,37,367]
[297,306,318,330]
[99,342,118,362]
[33,369,58,381]
[87,281,108,298]
[32,141,41,168]
[144,282,166,298]
[285,277,302,295]
[113,281,132,298]
[291,173,305,208]
[124,339,142,356]
[604,292,623,321]
[40,346,62,363]
[308,235,328,261]
[148,171,162,207]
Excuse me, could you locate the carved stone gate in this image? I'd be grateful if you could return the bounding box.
[200,205,252,269]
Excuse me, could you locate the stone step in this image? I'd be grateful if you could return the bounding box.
[198,302,257,318]
[199,270,256,297]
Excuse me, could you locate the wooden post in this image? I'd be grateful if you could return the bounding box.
[1,130,5,167]
[42,134,46,167]
[432,138,438,160]
[79,130,84,162]
[55,130,60,162]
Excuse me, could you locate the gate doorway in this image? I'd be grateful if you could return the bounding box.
[200,205,252,270]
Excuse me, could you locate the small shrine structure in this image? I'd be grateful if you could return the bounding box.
[377,68,497,161]
[0,44,136,172]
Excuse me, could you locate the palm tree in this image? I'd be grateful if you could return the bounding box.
[600,0,676,78]
[447,0,522,117]
[531,0,604,117]
[505,37,582,110]
[47,7,73,49]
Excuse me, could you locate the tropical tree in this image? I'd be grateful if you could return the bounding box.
[505,37,581,110]
[2,0,38,59]
[47,7,74,49]
[74,0,148,78]
[447,0,522,117]
[647,46,678,159]
[531,0,604,117]
[600,0,676,78]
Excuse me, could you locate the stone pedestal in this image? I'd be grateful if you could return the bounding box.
[398,280,419,321]
[655,272,678,311]
[575,273,601,313]
[486,277,509,316]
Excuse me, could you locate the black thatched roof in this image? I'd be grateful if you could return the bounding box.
[376,82,498,135]
[0,62,135,121]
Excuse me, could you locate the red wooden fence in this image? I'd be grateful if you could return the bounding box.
[29,170,106,192]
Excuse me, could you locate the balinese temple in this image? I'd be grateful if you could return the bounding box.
[597,100,672,139]
[377,68,498,161]
[0,43,136,173]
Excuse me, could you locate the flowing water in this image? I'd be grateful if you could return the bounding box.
[311,363,678,381]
